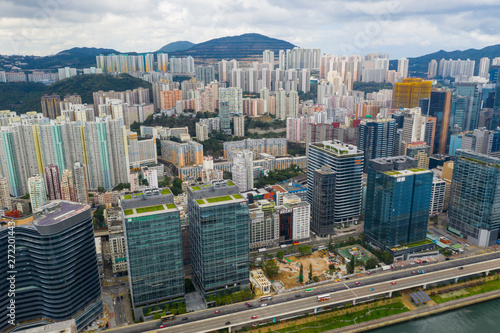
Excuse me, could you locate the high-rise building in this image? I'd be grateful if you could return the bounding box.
[248,199,278,250]
[122,188,184,315]
[61,169,76,202]
[28,175,47,210]
[219,101,231,134]
[307,141,364,228]
[448,150,500,246]
[263,50,275,68]
[406,143,431,169]
[311,166,336,236]
[420,89,453,154]
[195,66,215,86]
[364,156,433,248]
[41,94,61,119]
[45,164,62,200]
[398,58,409,78]
[223,138,287,159]
[0,201,103,331]
[73,162,89,204]
[0,176,12,211]
[428,60,438,78]
[232,149,254,192]
[274,193,310,242]
[234,116,245,137]
[430,176,446,215]
[219,87,243,116]
[196,122,209,141]
[160,140,203,168]
[393,78,432,109]
[157,52,169,71]
[106,207,127,275]
[479,57,491,79]
[358,117,396,171]
[275,88,286,120]
[188,180,249,295]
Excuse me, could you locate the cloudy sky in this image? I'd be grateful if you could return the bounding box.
[1,0,500,58]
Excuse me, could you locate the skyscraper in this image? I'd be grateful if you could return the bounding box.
[41,94,61,119]
[311,166,336,236]
[0,176,12,211]
[122,188,184,316]
[74,162,89,204]
[232,149,254,192]
[398,57,409,78]
[45,164,62,200]
[358,117,396,171]
[188,180,249,295]
[0,201,103,331]
[364,156,433,248]
[233,116,245,137]
[28,175,47,210]
[61,169,76,202]
[479,57,491,79]
[420,89,453,154]
[427,60,438,78]
[195,66,215,86]
[448,150,500,246]
[218,87,243,116]
[393,78,432,109]
[307,141,364,228]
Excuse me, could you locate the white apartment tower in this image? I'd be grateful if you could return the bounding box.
[232,149,254,192]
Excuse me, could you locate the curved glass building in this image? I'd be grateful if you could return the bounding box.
[0,200,102,332]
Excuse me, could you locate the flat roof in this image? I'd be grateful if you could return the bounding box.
[123,202,178,218]
[195,193,246,207]
[34,201,89,227]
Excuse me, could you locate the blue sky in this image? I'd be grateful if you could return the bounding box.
[1,0,500,58]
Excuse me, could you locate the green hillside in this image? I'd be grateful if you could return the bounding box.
[0,74,152,113]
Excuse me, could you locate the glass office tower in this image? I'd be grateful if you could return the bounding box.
[448,150,500,246]
[188,180,249,296]
[0,201,102,332]
[364,156,433,248]
[121,188,184,311]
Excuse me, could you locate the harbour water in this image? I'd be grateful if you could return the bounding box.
[371,298,500,333]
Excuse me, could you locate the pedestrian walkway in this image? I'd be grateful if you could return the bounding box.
[185,291,206,312]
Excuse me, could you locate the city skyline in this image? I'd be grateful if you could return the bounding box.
[1,1,500,58]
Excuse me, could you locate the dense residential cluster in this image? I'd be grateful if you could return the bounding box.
[3,41,500,333]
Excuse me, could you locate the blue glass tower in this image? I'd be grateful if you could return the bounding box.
[364,156,433,249]
[358,118,396,172]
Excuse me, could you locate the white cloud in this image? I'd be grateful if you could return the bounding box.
[0,0,499,58]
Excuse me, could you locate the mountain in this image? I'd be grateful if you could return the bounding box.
[391,44,500,76]
[56,47,119,57]
[156,41,194,53]
[169,33,295,60]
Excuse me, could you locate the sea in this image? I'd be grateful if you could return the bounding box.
[370,298,500,333]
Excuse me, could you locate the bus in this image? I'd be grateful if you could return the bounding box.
[160,314,175,322]
[305,288,313,293]
[259,296,272,301]
[317,294,330,302]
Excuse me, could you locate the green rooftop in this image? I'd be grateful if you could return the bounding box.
[166,203,176,209]
[124,209,134,216]
[233,194,243,199]
[227,181,235,186]
[124,195,132,200]
[206,195,233,203]
[196,199,205,205]
[192,186,201,191]
[405,239,433,248]
[161,188,171,195]
[409,168,427,172]
[133,193,143,197]
[385,171,402,176]
[135,205,165,214]
[202,184,211,188]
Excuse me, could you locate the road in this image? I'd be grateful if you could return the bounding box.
[106,251,500,333]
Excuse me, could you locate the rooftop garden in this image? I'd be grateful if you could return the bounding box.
[408,168,426,172]
[166,203,176,209]
[123,195,132,200]
[385,171,402,176]
[227,181,235,186]
[133,193,143,197]
[135,205,165,214]
[192,186,201,191]
[161,188,171,195]
[233,194,243,199]
[206,195,233,203]
[196,199,205,205]
[202,184,211,188]
[392,239,433,251]
[124,209,134,216]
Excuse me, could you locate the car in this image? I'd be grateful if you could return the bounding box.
[159,324,166,328]
[418,270,424,274]
[367,272,372,275]
[458,266,464,270]
[354,281,361,286]
[345,277,349,280]
[214,310,221,314]
[391,281,397,285]
[182,317,188,321]
[248,304,253,308]
[422,260,428,263]
[295,294,301,298]
[411,271,417,275]
[244,302,250,305]
[225,321,231,325]
[392,276,398,280]
[330,289,335,292]
[445,258,450,261]
[261,303,267,307]
[251,315,258,319]
[370,288,374,291]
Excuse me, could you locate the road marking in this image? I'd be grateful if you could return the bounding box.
[343,283,358,297]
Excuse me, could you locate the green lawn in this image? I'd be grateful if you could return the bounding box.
[202,184,211,188]
[275,302,409,333]
[166,203,176,209]
[192,186,201,191]
[431,277,500,304]
[233,194,243,199]
[124,209,134,215]
[196,199,205,205]
[123,195,132,200]
[135,205,165,214]
[133,193,143,197]
[405,239,433,247]
[206,195,233,203]
[161,188,171,195]
[227,181,235,186]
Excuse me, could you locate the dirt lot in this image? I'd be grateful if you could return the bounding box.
[274,251,344,289]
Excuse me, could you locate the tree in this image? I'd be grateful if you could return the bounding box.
[263,260,279,279]
[298,245,312,256]
[312,276,319,283]
[309,263,313,281]
[298,264,304,284]
[171,178,183,196]
[223,171,232,180]
[276,250,284,260]
[142,179,149,186]
[327,235,335,252]
[365,258,379,270]
[97,186,105,193]
[329,264,336,272]
[347,255,355,274]
[93,206,105,229]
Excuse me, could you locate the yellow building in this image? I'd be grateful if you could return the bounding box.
[393,78,432,109]
[249,269,272,297]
